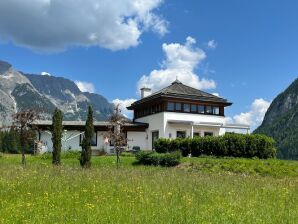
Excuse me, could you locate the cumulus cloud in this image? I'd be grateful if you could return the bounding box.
[207,40,217,49]
[227,98,271,130]
[41,72,51,76]
[75,81,96,93]
[0,0,167,51]
[112,98,137,118]
[137,36,216,94]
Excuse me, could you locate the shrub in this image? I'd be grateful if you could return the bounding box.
[154,134,276,159]
[135,151,181,167]
[154,138,170,153]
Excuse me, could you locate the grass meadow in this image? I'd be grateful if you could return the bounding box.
[0,154,297,223]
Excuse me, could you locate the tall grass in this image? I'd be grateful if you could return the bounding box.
[0,155,297,223]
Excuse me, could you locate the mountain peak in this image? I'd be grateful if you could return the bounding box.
[0,60,12,74]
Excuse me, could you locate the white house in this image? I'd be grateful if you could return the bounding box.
[35,79,250,153]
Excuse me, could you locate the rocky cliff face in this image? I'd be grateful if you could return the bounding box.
[255,78,298,159]
[0,60,114,125]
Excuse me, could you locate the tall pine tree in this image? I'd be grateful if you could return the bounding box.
[52,108,63,165]
[80,106,94,168]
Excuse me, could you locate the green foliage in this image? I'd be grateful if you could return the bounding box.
[80,105,94,168]
[51,108,63,165]
[154,133,276,159]
[136,151,181,167]
[0,130,22,154]
[254,78,298,160]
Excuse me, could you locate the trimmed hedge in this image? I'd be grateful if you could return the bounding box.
[135,151,181,167]
[154,133,276,159]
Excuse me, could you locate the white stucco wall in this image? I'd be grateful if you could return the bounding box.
[39,130,109,152]
[135,112,227,150]
[135,113,165,150]
[127,132,147,150]
[164,112,226,138]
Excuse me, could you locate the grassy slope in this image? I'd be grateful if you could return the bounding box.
[0,155,297,224]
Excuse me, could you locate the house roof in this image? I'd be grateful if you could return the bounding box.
[128,79,232,109]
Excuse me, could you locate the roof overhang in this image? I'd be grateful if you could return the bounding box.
[33,120,148,132]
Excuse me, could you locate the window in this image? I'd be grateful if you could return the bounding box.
[204,132,213,137]
[213,106,220,115]
[191,104,197,112]
[206,106,212,114]
[183,104,190,112]
[198,105,205,114]
[175,103,182,111]
[177,131,186,138]
[167,102,174,111]
[193,132,201,138]
[80,132,97,146]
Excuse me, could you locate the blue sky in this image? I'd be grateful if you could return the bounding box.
[0,0,297,129]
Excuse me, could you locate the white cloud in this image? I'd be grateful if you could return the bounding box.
[227,98,271,130]
[112,98,137,118]
[0,0,167,52]
[75,81,96,93]
[137,36,216,94]
[41,72,51,76]
[212,92,219,97]
[207,40,217,49]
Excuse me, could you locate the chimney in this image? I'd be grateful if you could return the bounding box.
[140,87,152,99]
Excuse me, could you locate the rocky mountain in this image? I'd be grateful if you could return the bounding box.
[0,60,114,125]
[254,78,298,160]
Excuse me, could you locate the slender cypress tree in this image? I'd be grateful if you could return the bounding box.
[52,108,63,165]
[80,106,94,168]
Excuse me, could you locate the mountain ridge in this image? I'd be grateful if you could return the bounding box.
[255,78,298,160]
[0,59,114,125]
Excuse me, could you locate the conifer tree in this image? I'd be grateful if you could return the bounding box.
[80,106,94,168]
[51,108,63,165]
[0,131,3,152]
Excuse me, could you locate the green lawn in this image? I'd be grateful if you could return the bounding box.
[0,154,297,223]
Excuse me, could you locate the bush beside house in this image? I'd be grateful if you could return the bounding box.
[154,133,276,159]
[136,151,181,167]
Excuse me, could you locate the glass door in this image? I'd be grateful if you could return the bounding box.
[152,131,159,150]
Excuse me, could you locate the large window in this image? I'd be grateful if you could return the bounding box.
[213,107,220,115]
[191,104,197,112]
[175,103,182,111]
[198,105,205,114]
[183,104,190,112]
[167,102,174,111]
[177,131,186,138]
[204,132,213,137]
[206,106,212,114]
[80,132,97,146]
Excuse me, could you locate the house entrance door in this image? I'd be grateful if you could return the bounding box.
[152,131,159,150]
